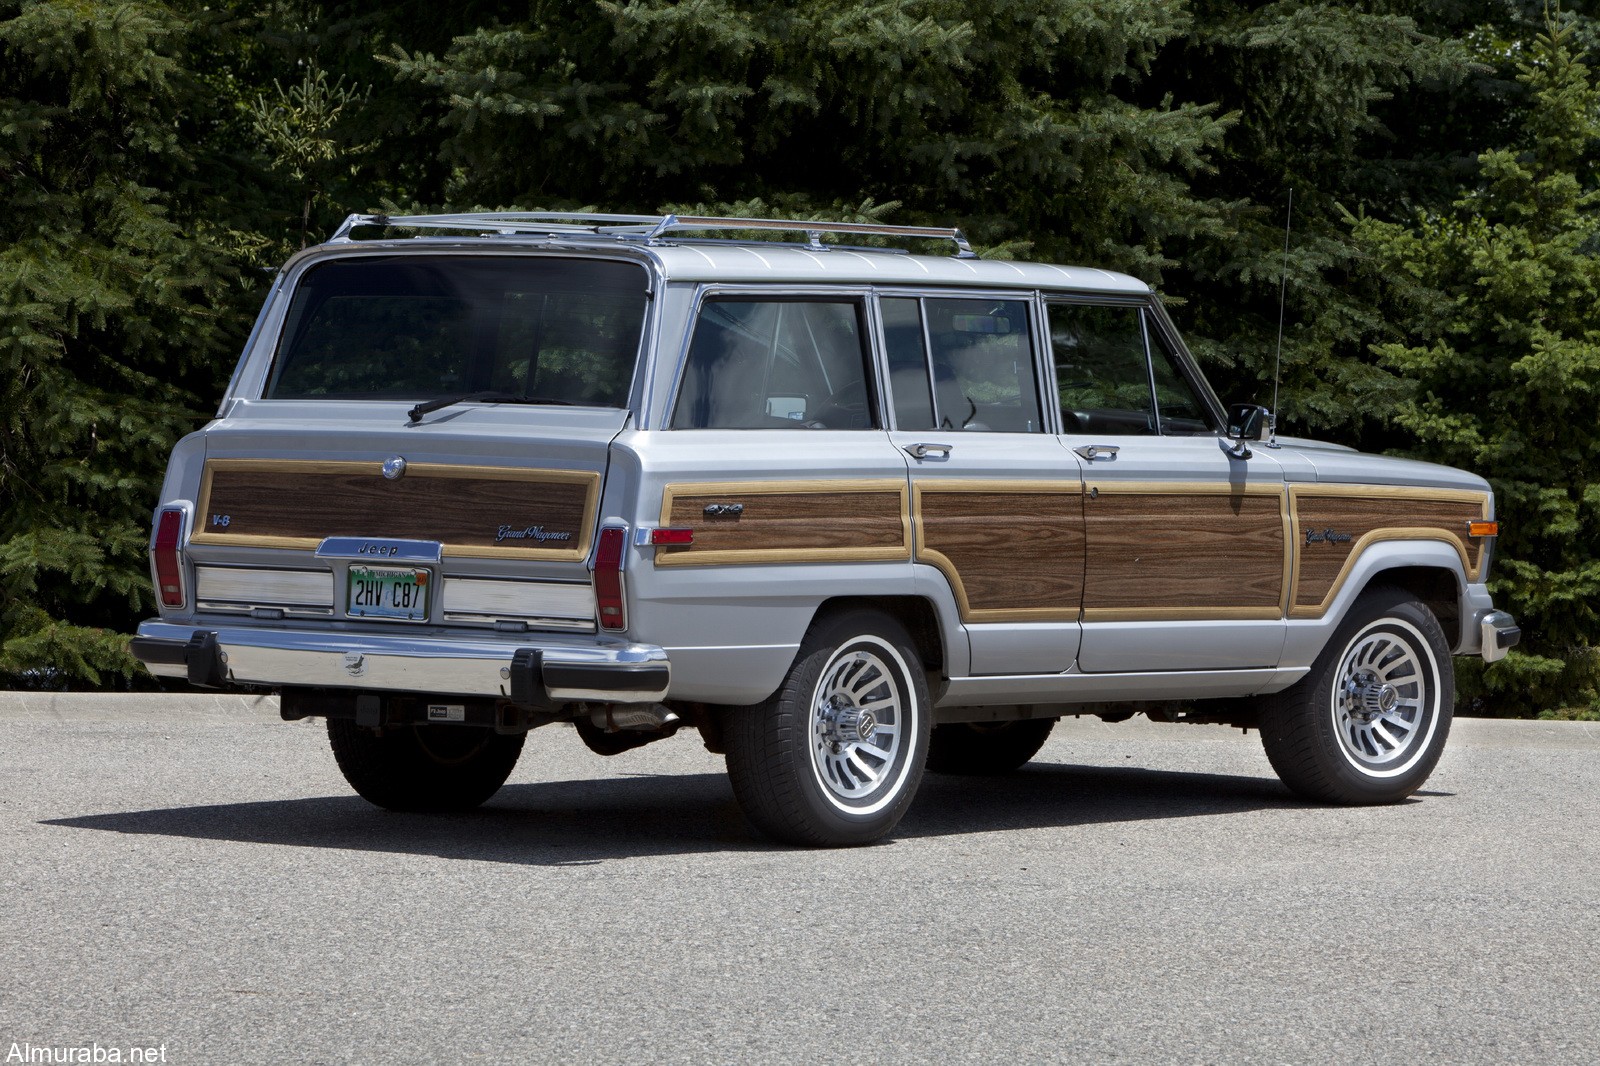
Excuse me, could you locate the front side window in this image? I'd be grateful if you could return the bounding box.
[267,255,647,406]
[1048,302,1210,435]
[1146,330,1212,434]
[671,298,875,429]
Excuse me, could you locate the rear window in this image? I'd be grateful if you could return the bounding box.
[266,255,648,406]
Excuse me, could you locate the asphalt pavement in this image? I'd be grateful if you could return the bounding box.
[2,693,1597,1064]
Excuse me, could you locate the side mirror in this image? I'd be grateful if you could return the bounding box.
[1226,403,1269,441]
[1224,402,1271,459]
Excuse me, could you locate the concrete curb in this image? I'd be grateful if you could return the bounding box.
[0,691,281,723]
[1,692,1596,748]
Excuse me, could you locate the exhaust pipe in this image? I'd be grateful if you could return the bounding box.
[576,703,682,757]
[591,703,680,733]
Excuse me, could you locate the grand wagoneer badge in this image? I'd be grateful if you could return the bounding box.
[495,524,574,544]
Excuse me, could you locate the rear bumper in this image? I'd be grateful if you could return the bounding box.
[131,620,670,705]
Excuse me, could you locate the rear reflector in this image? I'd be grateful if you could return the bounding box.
[1468,520,1499,538]
[594,527,627,631]
[650,527,695,546]
[154,509,186,608]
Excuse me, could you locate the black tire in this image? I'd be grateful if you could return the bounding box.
[926,718,1055,775]
[724,609,932,846]
[1260,586,1454,804]
[327,719,525,812]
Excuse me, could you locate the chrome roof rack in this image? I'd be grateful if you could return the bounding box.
[329,212,977,258]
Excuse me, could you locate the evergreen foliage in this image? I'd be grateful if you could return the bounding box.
[1155,2,1501,436]
[382,0,1237,274]
[1349,11,1600,718]
[0,0,1596,712]
[0,1,237,686]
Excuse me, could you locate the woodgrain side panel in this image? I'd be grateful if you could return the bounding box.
[916,484,1084,623]
[1291,488,1489,615]
[1082,485,1286,620]
[193,459,598,560]
[655,480,911,566]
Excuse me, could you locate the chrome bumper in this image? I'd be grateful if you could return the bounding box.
[1477,609,1521,664]
[131,620,670,704]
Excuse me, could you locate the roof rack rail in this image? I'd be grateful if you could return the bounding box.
[329,212,977,258]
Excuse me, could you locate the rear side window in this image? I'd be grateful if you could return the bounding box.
[671,298,876,429]
[880,297,1043,433]
[881,298,936,430]
[267,255,648,406]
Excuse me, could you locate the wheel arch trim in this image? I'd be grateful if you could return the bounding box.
[1281,540,1470,670]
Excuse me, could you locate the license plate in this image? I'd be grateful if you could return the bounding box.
[347,565,430,621]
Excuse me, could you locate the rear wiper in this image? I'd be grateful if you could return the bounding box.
[408,392,574,423]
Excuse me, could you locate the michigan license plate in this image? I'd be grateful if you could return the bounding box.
[347,565,430,621]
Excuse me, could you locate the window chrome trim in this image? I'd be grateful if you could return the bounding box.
[867,289,1049,435]
[1040,292,1227,436]
[1140,309,1163,432]
[664,284,879,431]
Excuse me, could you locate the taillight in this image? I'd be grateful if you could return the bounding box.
[594,527,627,631]
[153,508,187,609]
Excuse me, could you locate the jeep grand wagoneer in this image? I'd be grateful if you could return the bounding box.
[131,213,1519,845]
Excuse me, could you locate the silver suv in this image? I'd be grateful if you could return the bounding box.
[131,213,1520,845]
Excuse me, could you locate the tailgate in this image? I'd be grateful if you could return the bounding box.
[180,402,628,633]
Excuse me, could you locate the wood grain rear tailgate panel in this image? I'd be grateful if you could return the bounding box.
[193,459,599,561]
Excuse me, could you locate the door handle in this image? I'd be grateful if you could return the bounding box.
[905,442,953,460]
[1074,445,1120,461]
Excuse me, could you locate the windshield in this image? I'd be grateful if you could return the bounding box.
[265,255,648,406]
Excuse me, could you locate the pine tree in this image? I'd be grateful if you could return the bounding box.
[1348,10,1600,716]
[380,0,1236,275]
[0,1,240,686]
[1149,1,1509,434]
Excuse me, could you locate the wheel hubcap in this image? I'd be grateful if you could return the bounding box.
[810,646,906,806]
[1333,624,1434,774]
[1346,674,1401,718]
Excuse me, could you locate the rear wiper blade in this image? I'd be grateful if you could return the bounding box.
[408,392,574,423]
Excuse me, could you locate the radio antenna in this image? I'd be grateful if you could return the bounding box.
[1267,187,1293,449]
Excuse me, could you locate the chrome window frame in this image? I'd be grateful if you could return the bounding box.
[865,287,1054,434]
[1141,299,1228,433]
[1040,292,1227,437]
[661,283,881,432]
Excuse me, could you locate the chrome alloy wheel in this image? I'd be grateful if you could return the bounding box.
[809,637,914,815]
[1330,618,1441,778]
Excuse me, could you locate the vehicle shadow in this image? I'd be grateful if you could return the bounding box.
[42,761,1306,866]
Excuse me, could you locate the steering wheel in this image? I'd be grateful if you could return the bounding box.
[807,380,870,429]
